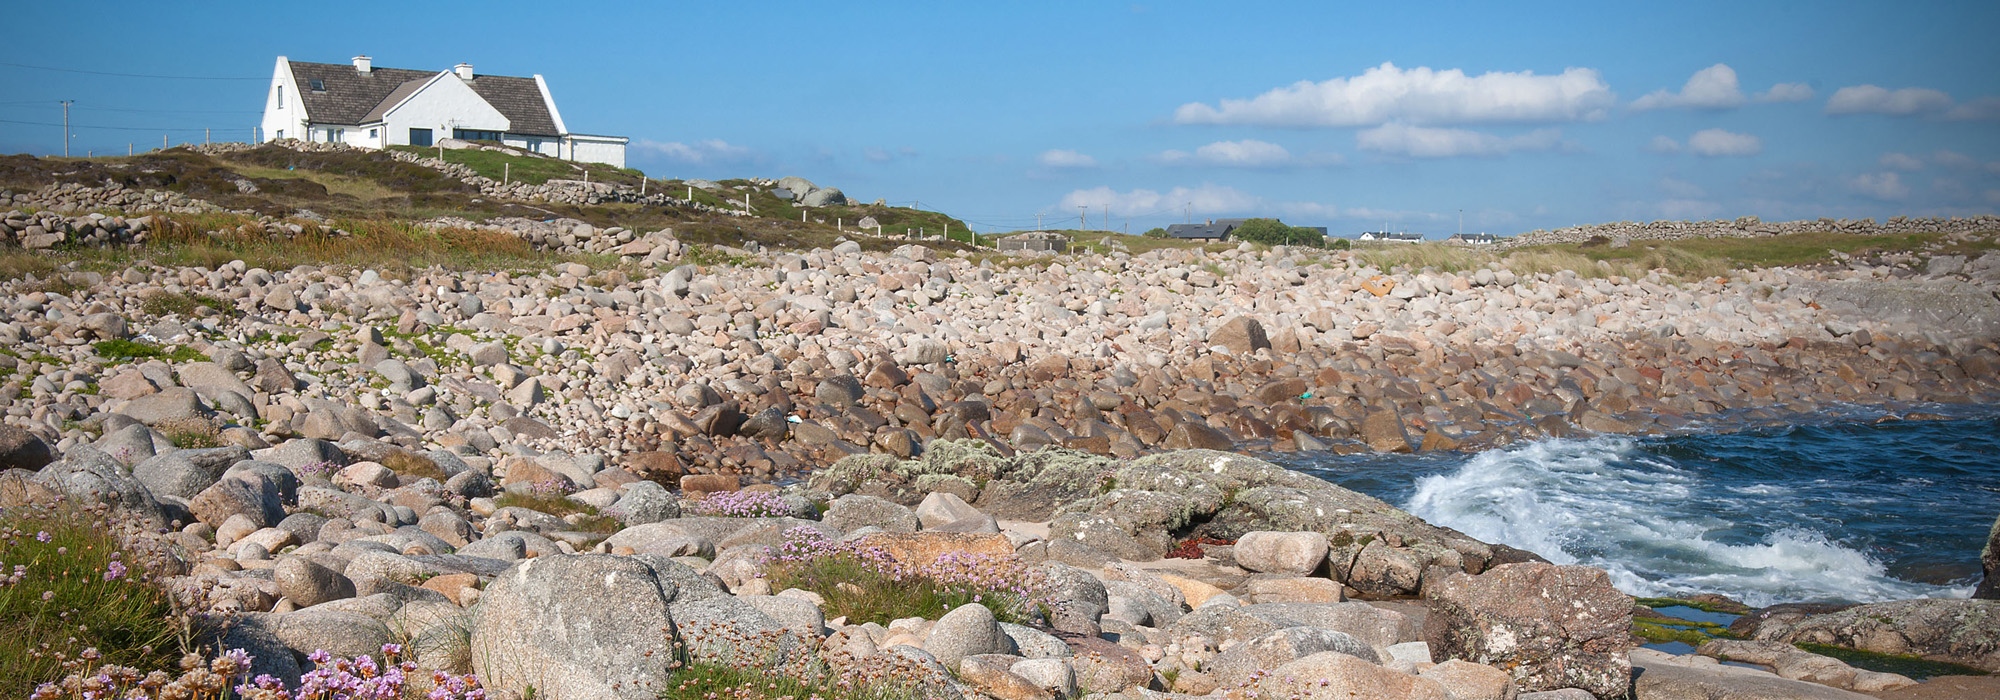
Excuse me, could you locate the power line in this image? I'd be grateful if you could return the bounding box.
[0,61,262,81]
[0,117,221,133]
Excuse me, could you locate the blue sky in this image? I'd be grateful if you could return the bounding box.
[3,1,1997,236]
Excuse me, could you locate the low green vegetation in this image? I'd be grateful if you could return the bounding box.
[1232,218,1342,248]
[138,290,234,318]
[91,339,203,364]
[1631,619,1724,646]
[0,504,189,699]
[763,528,1048,627]
[389,144,644,187]
[1794,642,1988,680]
[1635,597,1752,615]
[154,416,224,449]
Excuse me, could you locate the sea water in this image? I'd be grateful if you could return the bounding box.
[1273,410,2000,608]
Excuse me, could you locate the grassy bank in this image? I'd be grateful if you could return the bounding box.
[0,504,188,699]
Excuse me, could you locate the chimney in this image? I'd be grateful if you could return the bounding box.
[352,55,371,74]
[454,63,474,81]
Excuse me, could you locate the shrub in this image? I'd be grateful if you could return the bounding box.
[1231,218,1329,248]
[139,291,233,318]
[2,502,189,699]
[762,526,1051,626]
[686,490,792,518]
[154,416,224,449]
[1142,227,1168,239]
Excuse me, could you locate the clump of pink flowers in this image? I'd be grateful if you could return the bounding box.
[764,526,1056,625]
[523,477,575,499]
[31,645,486,700]
[688,490,793,518]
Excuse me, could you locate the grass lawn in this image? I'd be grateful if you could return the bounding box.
[388,144,644,187]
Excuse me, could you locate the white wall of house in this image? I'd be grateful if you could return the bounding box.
[500,134,560,157]
[259,57,307,142]
[565,135,628,169]
[381,76,511,148]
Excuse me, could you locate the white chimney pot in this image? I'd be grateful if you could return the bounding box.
[353,55,371,74]
[454,63,474,81]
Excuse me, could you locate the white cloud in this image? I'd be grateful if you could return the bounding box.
[1356,123,1564,158]
[1172,62,1615,127]
[1058,184,1262,216]
[1037,149,1099,169]
[1754,82,1816,103]
[1878,152,1924,170]
[1946,97,2000,121]
[1849,172,1910,201]
[1686,128,1763,157]
[1825,85,1955,116]
[1631,64,1746,110]
[1646,135,1682,154]
[636,138,755,165]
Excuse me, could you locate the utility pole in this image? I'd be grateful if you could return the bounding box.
[60,100,72,157]
[1036,213,1043,231]
[1079,205,1087,231]
[1458,209,1463,237]
[1185,203,1192,224]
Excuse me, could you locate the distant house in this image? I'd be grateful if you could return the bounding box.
[996,231,1070,252]
[1446,233,1501,245]
[1166,218,1247,241]
[260,55,628,168]
[1358,231,1424,243]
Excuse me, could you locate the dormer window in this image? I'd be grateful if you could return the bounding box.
[308,78,326,92]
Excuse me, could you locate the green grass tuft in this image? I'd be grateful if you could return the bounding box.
[0,504,189,698]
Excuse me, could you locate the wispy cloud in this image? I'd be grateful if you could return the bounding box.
[1356,123,1564,158]
[1848,172,1910,201]
[1825,85,1955,116]
[1686,128,1763,157]
[1173,62,1615,127]
[1156,139,1344,168]
[635,138,758,165]
[1754,82,1815,103]
[1036,149,1099,169]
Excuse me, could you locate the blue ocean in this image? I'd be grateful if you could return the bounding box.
[1273,409,2000,608]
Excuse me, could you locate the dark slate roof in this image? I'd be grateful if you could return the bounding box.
[288,61,437,125]
[1167,222,1231,239]
[288,60,562,136]
[466,75,559,137]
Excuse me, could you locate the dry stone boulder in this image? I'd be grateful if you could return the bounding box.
[470,555,681,700]
[1234,531,1330,575]
[924,602,1016,669]
[1424,563,1632,699]
[275,556,356,607]
[1209,626,1379,688]
[1210,316,1271,354]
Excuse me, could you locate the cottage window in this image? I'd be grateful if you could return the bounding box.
[452,128,503,142]
[409,128,432,146]
[275,129,284,140]
[277,85,284,108]
[308,79,326,92]
[368,128,378,139]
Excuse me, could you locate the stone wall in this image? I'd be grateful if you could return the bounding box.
[1504,215,2000,248]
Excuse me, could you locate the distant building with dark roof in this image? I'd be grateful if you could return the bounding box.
[1166,218,1248,241]
[1357,231,1425,243]
[260,55,627,167]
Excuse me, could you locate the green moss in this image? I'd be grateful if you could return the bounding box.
[1795,643,1988,680]
[1636,597,1752,615]
[1633,620,1717,646]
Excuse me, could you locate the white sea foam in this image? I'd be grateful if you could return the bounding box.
[1405,437,1965,607]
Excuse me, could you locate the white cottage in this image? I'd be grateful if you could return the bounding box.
[259,55,628,168]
